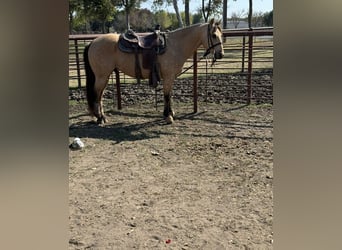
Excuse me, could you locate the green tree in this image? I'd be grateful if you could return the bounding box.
[201,0,222,22]
[192,12,204,24]
[152,0,183,28]
[251,11,263,27]
[172,0,184,27]
[82,0,116,33]
[168,13,181,29]
[96,0,116,33]
[120,0,138,29]
[263,10,273,26]
[130,8,154,31]
[113,11,127,32]
[69,0,82,33]
[184,0,190,26]
[154,10,173,29]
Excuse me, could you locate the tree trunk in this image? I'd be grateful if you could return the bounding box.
[102,21,106,34]
[248,0,253,29]
[122,0,131,30]
[173,0,183,28]
[201,0,211,22]
[222,0,227,29]
[69,12,73,34]
[126,11,130,30]
[185,0,190,26]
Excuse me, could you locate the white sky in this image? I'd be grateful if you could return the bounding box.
[141,0,273,17]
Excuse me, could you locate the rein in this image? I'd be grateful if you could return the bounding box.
[203,42,222,57]
[176,49,214,77]
[176,24,222,77]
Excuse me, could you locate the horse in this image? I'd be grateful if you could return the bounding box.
[83,18,224,124]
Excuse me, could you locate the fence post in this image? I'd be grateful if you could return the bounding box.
[74,39,82,88]
[193,51,198,113]
[241,35,246,73]
[247,33,253,104]
[114,69,122,110]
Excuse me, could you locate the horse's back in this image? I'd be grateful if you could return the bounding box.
[88,34,120,76]
[90,33,119,53]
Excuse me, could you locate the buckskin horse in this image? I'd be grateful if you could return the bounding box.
[83,19,224,124]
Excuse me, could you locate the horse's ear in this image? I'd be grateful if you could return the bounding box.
[209,18,215,26]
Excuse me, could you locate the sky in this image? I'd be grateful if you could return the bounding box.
[141,0,273,17]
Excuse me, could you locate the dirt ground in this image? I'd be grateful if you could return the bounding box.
[69,100,273,249]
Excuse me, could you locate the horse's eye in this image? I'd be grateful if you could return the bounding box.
[212,34,217,39]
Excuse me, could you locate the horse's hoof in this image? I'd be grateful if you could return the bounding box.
[165,115,174,124]
[102,116,107,123]
[96,116,106,124]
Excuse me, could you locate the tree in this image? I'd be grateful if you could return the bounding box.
[130,8,154,31]
[80,0,116,33]
[201,0,221,22]
[248,0,252,29]
[230,9,246,28]
[222,0,239,29]
[172,0,184,27]
[251,11,263,27]
[192,12,204,24]
[112,11,127,32]
[201,0,210,22]
[152,0,183,28]
[96,0,116,33]
[154,10,173,29]
[222,0,228,29]
[263,10,273,26]
[120,0,139,29]
[71,0,88,33]
[184,0,190,26]
[69,0,82,33]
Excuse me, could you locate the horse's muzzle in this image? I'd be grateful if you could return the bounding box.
[215,51,224,59]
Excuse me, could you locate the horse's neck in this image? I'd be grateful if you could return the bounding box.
[168,24,206,61]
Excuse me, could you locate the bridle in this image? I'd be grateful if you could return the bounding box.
[203,23,222,58]
[176,23,223,77]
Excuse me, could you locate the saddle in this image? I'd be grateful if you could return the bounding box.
[118,27,167,87]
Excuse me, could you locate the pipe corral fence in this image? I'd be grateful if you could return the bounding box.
[69,27,273,111]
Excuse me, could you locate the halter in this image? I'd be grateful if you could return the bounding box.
[203,23,222,58]
[176,23,222,77]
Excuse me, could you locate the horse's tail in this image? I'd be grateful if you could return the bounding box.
[84,43,96,116]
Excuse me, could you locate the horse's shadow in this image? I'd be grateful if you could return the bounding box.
[176,104,273,141]
[69,104,273,143]
[69,112,171,144]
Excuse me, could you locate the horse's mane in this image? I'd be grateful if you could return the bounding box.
[169,23,204,36]
[168,19,221,36]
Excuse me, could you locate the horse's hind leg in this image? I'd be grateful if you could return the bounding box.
[94,76,108,124]
[163,78,175,124]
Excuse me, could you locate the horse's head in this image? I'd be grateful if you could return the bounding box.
[205,19,224,60]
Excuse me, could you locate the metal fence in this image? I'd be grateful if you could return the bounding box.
[69,28,273,110]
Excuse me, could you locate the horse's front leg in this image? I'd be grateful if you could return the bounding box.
[163,79,175,124]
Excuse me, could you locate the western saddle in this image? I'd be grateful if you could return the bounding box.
[118,25,167,87]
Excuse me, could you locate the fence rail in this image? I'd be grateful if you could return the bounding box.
[69,27,273,110]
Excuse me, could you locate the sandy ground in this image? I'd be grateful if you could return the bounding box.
[69,101,273,249]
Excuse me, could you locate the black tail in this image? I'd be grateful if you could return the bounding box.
[84,43,96,115]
